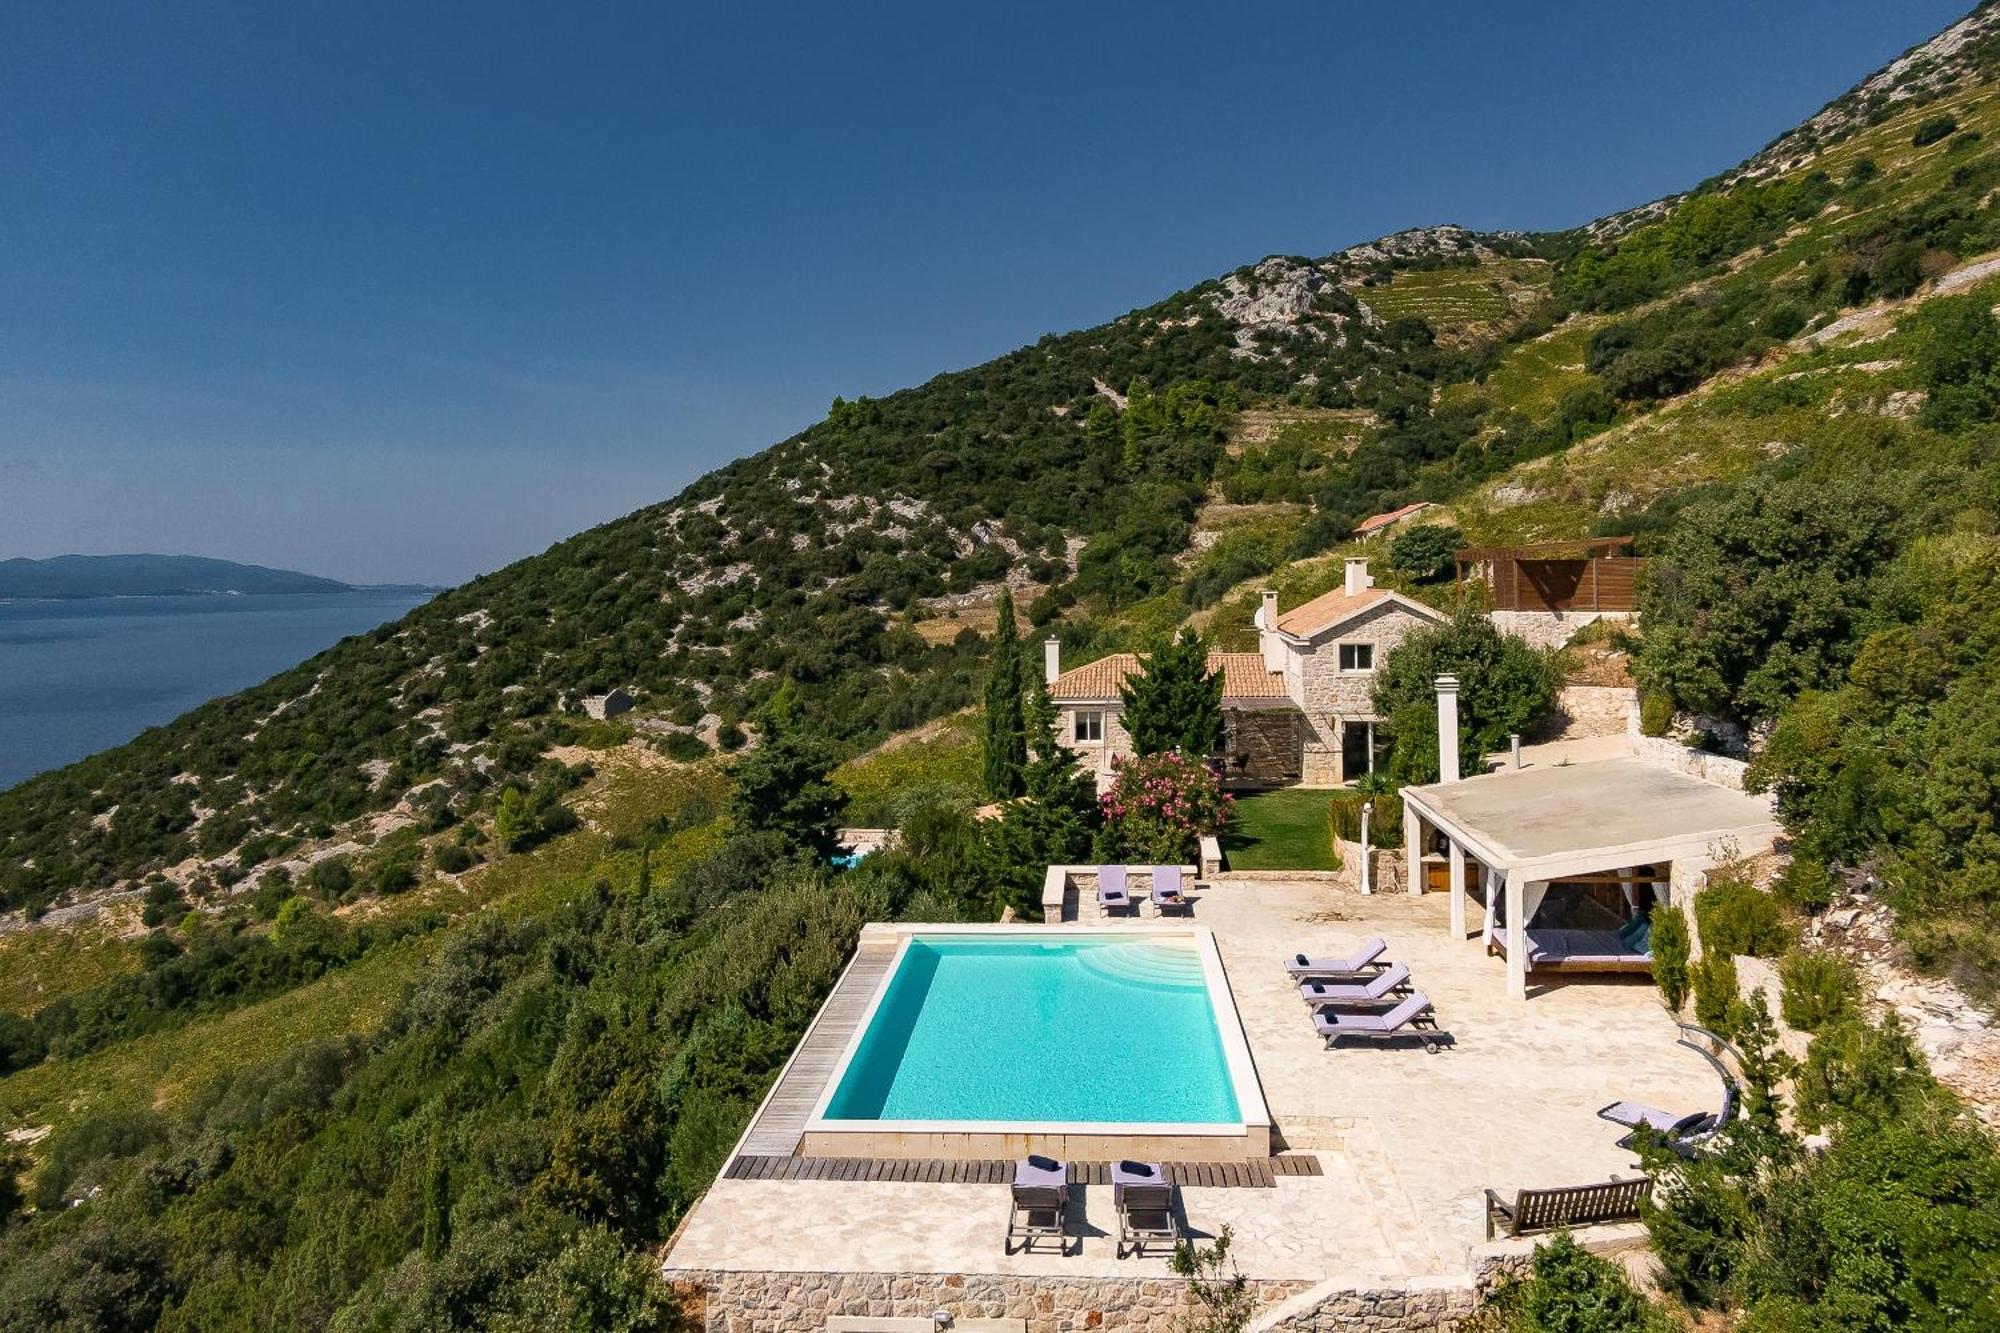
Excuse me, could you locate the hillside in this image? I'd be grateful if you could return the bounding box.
[5,6,2000,1328]
[0,555,358,600]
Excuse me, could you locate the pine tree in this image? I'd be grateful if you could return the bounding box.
[726,685,847,859]
[1121,628,1223,758]
[982,589,1026,798]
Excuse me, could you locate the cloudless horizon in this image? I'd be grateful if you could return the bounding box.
[2,1,1972,585]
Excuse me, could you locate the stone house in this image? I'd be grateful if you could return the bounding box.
[1047,558,1445,788]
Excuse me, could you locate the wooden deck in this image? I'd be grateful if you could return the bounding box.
[736,933,901,1157]
[724,1154,1323,1186]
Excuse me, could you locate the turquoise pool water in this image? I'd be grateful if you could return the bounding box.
[822,936,1241,1124]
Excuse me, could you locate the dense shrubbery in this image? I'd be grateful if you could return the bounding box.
[1777,949,1861,1032]
[1693,877,1790,958]
[1325,789,1401,848]
[1374,610,1561,782]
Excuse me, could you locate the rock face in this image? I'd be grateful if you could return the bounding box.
[1805,891,2000,1129]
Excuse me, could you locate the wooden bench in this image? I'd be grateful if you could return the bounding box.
[1483,1177,1649,1239]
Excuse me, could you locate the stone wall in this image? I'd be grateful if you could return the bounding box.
[1223,707,1304,787]
[1489,610,1632,651]
[1623,711,1755,792]
[1055,703,1134,786]
[1554,686,1636,739]
[1334,837,1404,895]
[666,1268,1493,1333]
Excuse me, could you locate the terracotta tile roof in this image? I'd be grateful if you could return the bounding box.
[1049,651,1287,702]
[1354,501,1433,535]
[1274,585,1395,637]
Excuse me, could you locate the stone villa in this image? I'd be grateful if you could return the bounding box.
[1047,558,1445,788]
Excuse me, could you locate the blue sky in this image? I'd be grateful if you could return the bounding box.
[0,1,1972,584]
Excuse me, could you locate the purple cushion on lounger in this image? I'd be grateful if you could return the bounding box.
[1154,865,1183,894]
[1099,865,1127,893]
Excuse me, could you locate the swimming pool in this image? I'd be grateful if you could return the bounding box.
[803,926,1270,1160]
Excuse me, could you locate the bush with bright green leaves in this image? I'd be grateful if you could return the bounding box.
[1326,790,1402,849]
[1694,877,1789,958]
[1374,609,1560,783]
[1482,1229,1673,1332]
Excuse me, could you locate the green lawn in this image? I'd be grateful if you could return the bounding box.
[1223,788,1339,870]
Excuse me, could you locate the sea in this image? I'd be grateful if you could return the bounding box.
[0,589,435,791]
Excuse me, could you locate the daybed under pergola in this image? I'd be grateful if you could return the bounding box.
[1398,758,1782,1000]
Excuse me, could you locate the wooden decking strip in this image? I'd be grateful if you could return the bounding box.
[723,1155,1316,1187]
[735,937,901,1158]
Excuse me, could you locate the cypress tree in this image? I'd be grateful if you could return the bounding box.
[1121,628,1223,758]
[982,588,1027,798]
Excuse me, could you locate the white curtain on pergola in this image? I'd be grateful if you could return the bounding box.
[1480,870,1668,945]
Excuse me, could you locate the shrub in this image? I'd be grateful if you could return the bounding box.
[1374,609,1561,782]
[1326,790,1402,848]
[1691,951,1740,1034]
[434,843,474,874]
[1099,750,1230,863]
[660,731,708,762]
[1652,908,1690,1011]
[1912,113,1958,147]
[1484,1229,1671,1332]
[1638,690,1674,737]
[1386,525,1463,583]
[1694,877,1789,957]
[1773,855,1834,911]
[1792,1014,1938,1132]
[1777,950,1859,1032]
[306,856,353,899]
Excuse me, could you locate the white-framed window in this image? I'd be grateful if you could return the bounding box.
[1337,642,1375,672]
[1074,710,1104,743]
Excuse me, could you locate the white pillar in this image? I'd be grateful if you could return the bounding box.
[1435,674,1461,783]
[1506,868,1529,1001]
[1448,842,1467,938]
[1405,812,1424,896]
[1043,637,1061,686]
[1366,721,1376,774]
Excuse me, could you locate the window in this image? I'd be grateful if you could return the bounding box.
[1074,710,1104,743]
[1338,643,1375,672]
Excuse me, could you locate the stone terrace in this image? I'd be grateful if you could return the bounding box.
[663,879,1711,1325]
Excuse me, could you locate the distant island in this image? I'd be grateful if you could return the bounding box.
[0,554,440,600]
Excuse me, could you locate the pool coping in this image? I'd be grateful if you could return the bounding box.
[798,923,1273,1158]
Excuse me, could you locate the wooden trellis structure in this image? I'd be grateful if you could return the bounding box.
[1455,536,1643,613]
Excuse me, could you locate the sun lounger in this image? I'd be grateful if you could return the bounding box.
[1150,865,1191,916]
[1299,961,1411,1007]
[1005,1155,1072,1255]
[1096,865,1135,917]
[1310,992,1443,1052]
[1111,1159,1178,1257]
[1284,938,1387,979]
[1598,1022,1742,1156]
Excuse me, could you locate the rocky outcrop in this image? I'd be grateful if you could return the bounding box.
[1805,891,2000,1129]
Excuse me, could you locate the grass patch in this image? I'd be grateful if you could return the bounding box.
[834,711,982,824]
[0,913,141,1017]
[1358,259,1547,332]
[1223,788,1339,871]
[1453,318,1602,420]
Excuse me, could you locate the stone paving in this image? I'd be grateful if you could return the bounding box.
[663,879,1714,1284]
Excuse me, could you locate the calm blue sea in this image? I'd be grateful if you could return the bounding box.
[0,590,433,791]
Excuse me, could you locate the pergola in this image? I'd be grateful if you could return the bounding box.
[1398,759,1782,1000]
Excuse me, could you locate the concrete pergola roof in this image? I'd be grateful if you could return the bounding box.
[1400,757,1780,881]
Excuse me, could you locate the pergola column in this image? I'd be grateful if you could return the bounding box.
[1505,868,1530,1001]
[1404,811,1424,896]
[1448,841,1467,938]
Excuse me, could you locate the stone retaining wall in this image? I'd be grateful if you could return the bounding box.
[1490,610,1631,651]
[665,1268,1494,1333]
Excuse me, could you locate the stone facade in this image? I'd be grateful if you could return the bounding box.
[1055,703,1135,786]
[664,1268,1493,1333]
[1554,685,1636,739]
[1488,610,1633,651]
[1280,600,1442,785]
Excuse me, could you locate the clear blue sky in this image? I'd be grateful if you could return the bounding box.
[1,1,1972,585]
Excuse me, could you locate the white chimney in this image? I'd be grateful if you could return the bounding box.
[1044,637,1061,686]
[1436,674,1461,783]
[1345,557,1372,597]
[1259,590,1283,672]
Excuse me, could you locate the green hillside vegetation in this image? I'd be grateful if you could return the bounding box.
[8,5,2000,1328]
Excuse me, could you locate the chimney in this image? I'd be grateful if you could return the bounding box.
[1259,590,1283,672]
[1436,674,1461,783]
[1044,637,1062,686]
[1345,557,1372,597]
